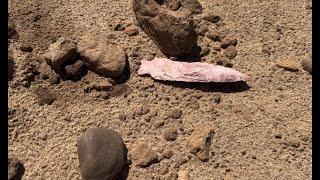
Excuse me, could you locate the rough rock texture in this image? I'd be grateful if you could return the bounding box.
[131,142,159,167]
[8,156,24,180]
[138,58,249,82]
[133,0,199,57]
[77,36,127,78]
[276,58,300,71]
[186,124,214,161]
[163,127,178,141]
[44,37,78,73]
[77,128,126,180]
[301,57,312,74]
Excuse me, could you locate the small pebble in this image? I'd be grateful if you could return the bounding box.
[20,44,33,52]
[221,35,237,49]
[223,45,237,59]
[124,26,139,36]
[203,14,221,23]
[159,167,169,175]
[162,149,173,159]
[49,73,61,84]
[39,134,47,141]
[163,128,178,141]
[167,109,182,119]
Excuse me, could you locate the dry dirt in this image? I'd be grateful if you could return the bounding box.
[8,0,312,179]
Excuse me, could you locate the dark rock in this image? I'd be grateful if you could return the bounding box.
[114,23,126,31]
[20,44,33,52]
[133,0,199,57]
[206,31,221,42]
[63,60,87,81]
[8,156,25,180]
[34,87,56,105]
[77,36,127,78]
[78,128,126,180]
[8,56,15,81]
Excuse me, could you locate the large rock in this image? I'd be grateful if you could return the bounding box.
[186,124,214,161]
[133,0,200,57]
[44,37,78,73]
[77,36,127,78]
[77,128,126,180]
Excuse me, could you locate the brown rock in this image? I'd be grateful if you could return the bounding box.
[49,73,60,84]
[163,128,178,141]
[44,37,78,73]
[63,60,87,80]
[186,124,214,161]
[223,45,237,59]
[77,128,126,180]
[133,0,199,57]
[77,35,127,78]
[221,35,237,49]
[167,109,183,119]
[196,25,209,36]
[113,23,126,31]
[203,14,221,23]
[84,81,113,92]
[131,142,159,167]
[276,58,300,71]
[301,57,312,74]
[180,0,203,14]
[124,26,139,36]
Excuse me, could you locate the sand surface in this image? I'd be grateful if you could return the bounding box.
[8,0,311,179]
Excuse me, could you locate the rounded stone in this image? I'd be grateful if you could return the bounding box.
[77,128,126,180]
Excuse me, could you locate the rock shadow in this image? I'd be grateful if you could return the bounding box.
[158,80,251,93]
[8,56,16,81]
[113,55,131,84]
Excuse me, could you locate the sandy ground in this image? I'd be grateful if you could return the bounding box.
[8,0,311,179]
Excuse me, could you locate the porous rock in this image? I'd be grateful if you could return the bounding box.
[77,128,126,180]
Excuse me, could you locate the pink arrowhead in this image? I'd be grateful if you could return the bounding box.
[138,58,249,83]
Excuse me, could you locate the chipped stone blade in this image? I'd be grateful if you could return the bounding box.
[138,58,249,82]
